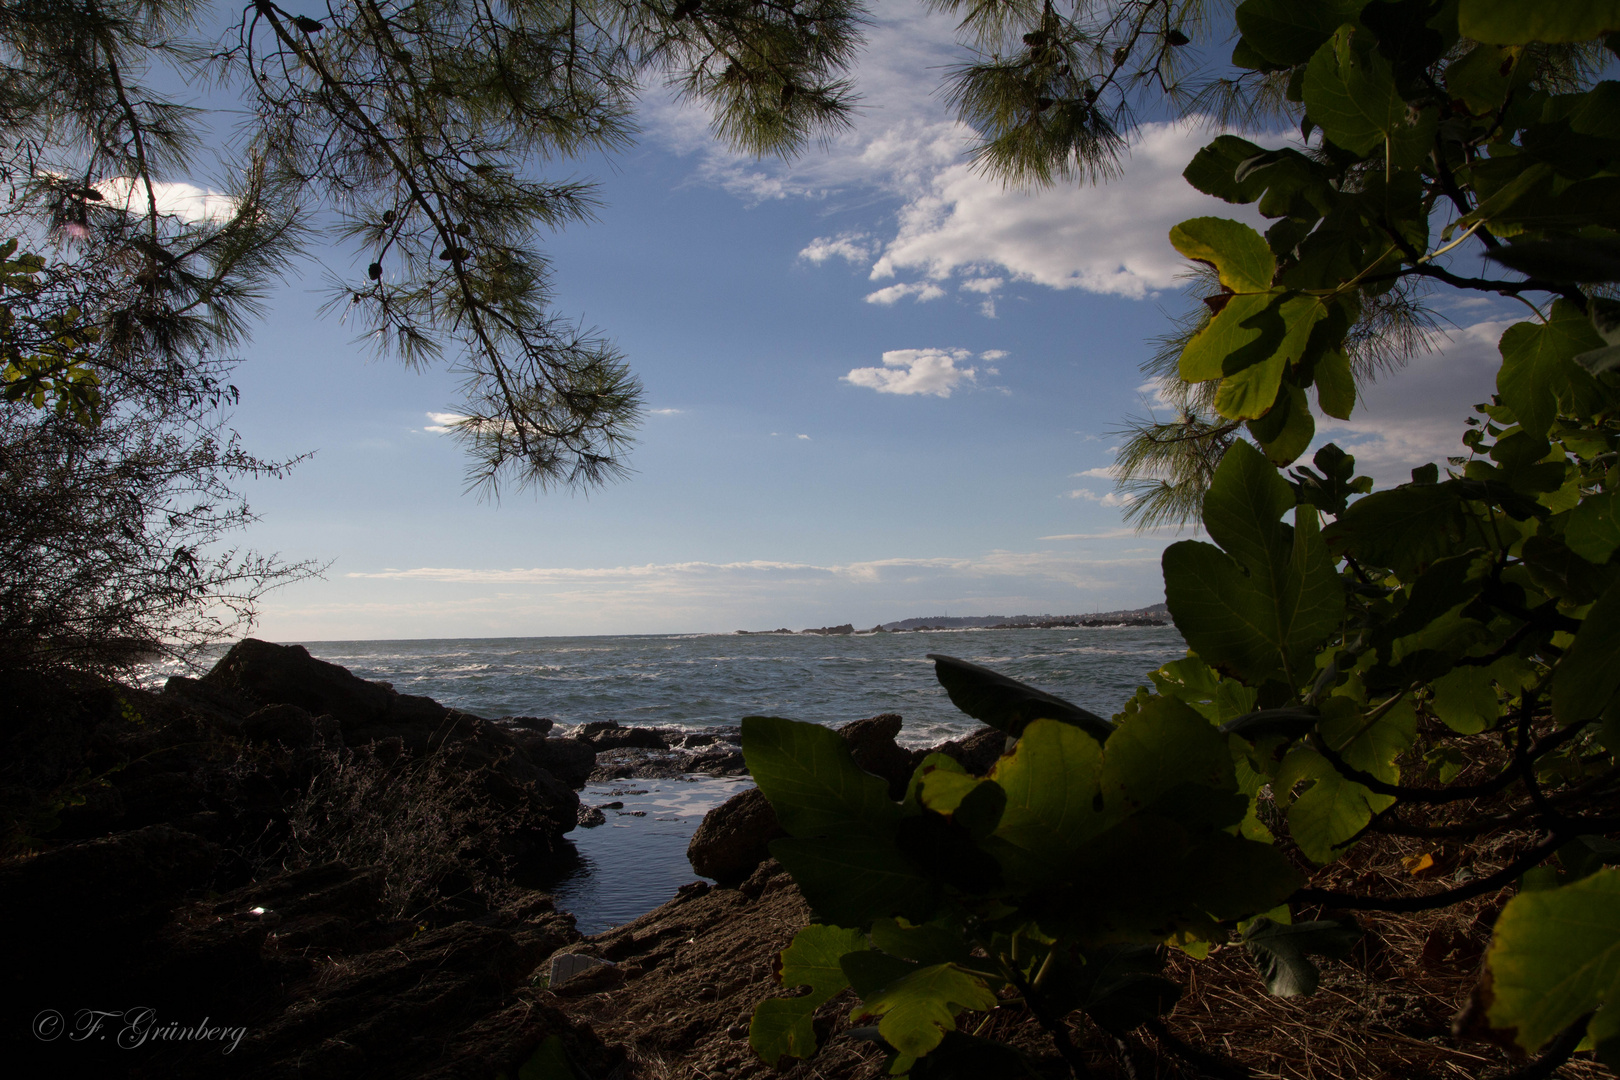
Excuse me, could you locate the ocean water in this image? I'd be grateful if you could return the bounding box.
[278,625,1189,747]
[156,626,1188,932]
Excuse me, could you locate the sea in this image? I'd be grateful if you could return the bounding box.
[152,625,1188,932]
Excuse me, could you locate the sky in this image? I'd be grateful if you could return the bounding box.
[199,1,1516,641]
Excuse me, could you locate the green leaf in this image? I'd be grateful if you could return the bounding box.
[1302,27,1408,156]
[1326,484,1467,580]
[1318,694,1416,789]
[1487,237,1620,283]
[851,963,998,1058]
[927,655,1113,741]
[1183,136,1269,203]
[1429,665,1500,734]
[1460,0,1620,44]
[1214,295,1328,421]
[743,715,899,838]
[1178,292,1285,384]
[1277,747,1377,863]
[751,924,868,1063]
[1170,218,1276,293]
[1445,43,1525,115]
[1163,442,1344,685]
[1100,696,1235,823]
[1553,577,1620,727]
[1486,867,1620,1056]
[1243,917,1362,997]
[1567,490,1620,563]
[1235,0,1364,65]
[770,834,940,927]
[1498,300,1608,438]
[1248,382,1317,465]
[869,918,975,967]
[515,1035,576,1080]
[983,717,1106,887]
[1314,350,1355,420]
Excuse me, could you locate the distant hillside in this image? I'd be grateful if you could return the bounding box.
[878,603,1168,631]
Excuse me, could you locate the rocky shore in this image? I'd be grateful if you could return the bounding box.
[0,639,992,1079]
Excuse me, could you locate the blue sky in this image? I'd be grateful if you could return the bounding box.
[203,1,1511,640]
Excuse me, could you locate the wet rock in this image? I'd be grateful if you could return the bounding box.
[502,715,554,735]
[686,787,781,884]
[929,724,1010,775]
[837,713,914,798]
[578,805,606,828]
[241,703,319,747]
[574,720,668,751]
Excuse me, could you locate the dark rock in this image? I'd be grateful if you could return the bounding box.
[800,623,855,635]
[242,703,319,747]
[195,640,582,869]
[574,720,668,751]
[930,724,1010,775]
[686,787,780,884]
[162,673,249,732]
[502,715,554,735]
[524,736,596,788]
[577,806,606,828]
[838,713,914,798]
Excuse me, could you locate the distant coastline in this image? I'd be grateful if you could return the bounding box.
[735,602,1170,636]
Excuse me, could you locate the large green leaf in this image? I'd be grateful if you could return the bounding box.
[1178,291,1286,384]
[1303,27,1408,156]
[1163,441,1344,685]
[1488,237,1620,283]
[1486,867,1620,1057]
[1460,0,1620,44]
[1567,489,1620,563]
[770,834,940,927]
[750,924,868,1063]
[1100,696,1234,823]
[927,654,1113,741]
[1498,301,1607,439]
[851,962,998,1058]
[1553,577,1620,727]
[1183,135,1269,203]
[1326,484,1467,580]
[1170,217,1276,293]
[1275,746,1379,863]
[1213,295,1328,421]
[743,715,899,838]
[983,717,1106,887]
[1047,819,1302,942]
[1235,0,1364,65]
[1243,917,1362,997]
[1428,664,1500,734]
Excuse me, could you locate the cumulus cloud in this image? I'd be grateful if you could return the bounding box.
[1073,466,1119,480]
[424,411,467,433]
[843,348,977,397]
[960,277,1004,294]
[800,233,877,264]
[867,121,1266,300]
[1065,487,1136,507]
[94,178,240,223]
[1319,319,1511,484]
[865,281,946,305]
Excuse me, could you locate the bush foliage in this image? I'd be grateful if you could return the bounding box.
[745,1,1620,1076]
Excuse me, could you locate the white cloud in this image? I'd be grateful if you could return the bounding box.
[800,233,876,265]
[424,411,466,433]
[797,433,811,440]
[961,277,1004,294]
[649,407,684,415]
[1066,487,1136,507]
[1318,319,1511,485]
[868,120,1264,300]
[1073,466,1119,480]
[865,281,946,305]
[843,348,977,397]
[980,349,1007,360]
[93,178,239,223]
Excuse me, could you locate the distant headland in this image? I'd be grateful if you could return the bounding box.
[735,602,1169,635]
